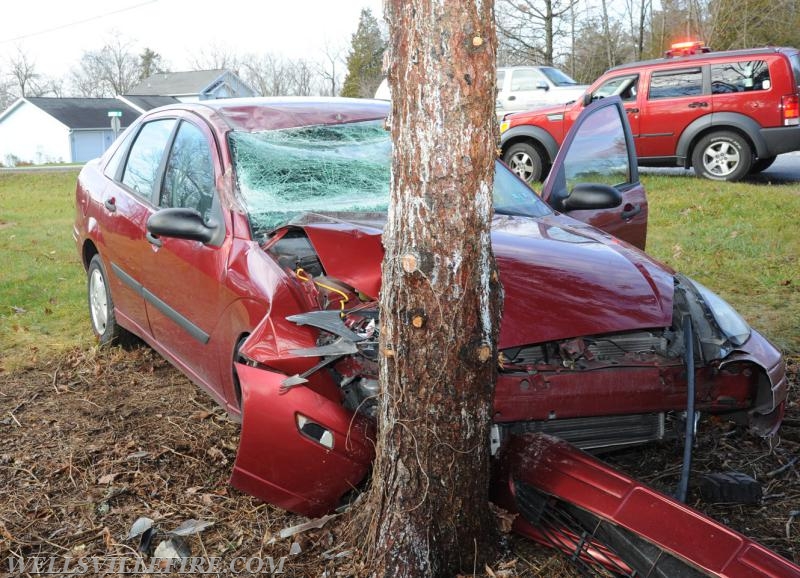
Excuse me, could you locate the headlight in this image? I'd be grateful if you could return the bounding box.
[500,119,510,133]
[688,278,751,346]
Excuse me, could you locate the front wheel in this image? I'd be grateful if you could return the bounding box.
[87,255,134,346]
[503,141,547,184]
[691,131,752,181]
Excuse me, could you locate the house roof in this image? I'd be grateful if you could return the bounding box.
[25,97,140,129]
[128,69,230,96]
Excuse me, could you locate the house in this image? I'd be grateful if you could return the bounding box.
[127,69,257,102]
[0,96,178,165]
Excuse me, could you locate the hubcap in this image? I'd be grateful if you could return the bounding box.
[509,151,535,181]
[702,141,740,177]
[89,268,109,334]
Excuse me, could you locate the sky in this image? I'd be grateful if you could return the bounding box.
[0,0,384,79]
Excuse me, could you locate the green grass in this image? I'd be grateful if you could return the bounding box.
[641,172,799,353]
[0,169,797,370]
[0,170,92,370]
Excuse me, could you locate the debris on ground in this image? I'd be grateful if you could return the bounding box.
[0,347,797,575]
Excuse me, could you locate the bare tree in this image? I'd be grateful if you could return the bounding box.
[497,0,580,65]
[356,0,502,575]
[8,48,41,98]
[70,38,141,97]
[241,53,292,96]
[317,41,346,96]
[188,44,241,72]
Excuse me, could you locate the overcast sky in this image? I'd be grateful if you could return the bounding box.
[0,0,384,78]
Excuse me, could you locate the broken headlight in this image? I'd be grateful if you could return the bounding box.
[688,277,751,346]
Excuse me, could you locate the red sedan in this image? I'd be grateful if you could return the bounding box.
[73,96,787,520]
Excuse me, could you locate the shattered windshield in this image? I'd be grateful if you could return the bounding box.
[230,119,550,234]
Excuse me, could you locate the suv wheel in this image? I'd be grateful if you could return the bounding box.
[692,131,752,181]
[503,142,546,184]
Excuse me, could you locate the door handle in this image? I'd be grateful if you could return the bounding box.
[626,108,639,114]
[104,198,116,212]
[507,95,516,101]
[687,101,709,108]
[621,203,641,220]
[146,231,162,247]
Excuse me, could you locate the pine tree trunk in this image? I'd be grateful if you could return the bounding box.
[362,1,501,576]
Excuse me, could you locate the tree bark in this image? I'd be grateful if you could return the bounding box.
[361,0,501,576]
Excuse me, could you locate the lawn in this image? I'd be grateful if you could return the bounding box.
[0,169,91,371]
[1,168,797,369]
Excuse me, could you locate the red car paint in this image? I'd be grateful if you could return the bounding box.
[492,433,800,577]
[74,98,789,567]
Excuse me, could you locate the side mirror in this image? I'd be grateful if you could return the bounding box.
[582,92,593,107]
[551,183,623,212]
[147,208,220,245]
[536,80,550,91]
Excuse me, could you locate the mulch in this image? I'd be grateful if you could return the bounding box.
[0,347,797,576]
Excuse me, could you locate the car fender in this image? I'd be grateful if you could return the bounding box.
[500,125,560,163]
[677,112,768,164]
[230,363,375,517]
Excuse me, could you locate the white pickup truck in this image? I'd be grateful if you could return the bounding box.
[496,66,588,116]
[374,65,588,117]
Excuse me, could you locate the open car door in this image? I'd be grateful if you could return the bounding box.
[540,96,649,250]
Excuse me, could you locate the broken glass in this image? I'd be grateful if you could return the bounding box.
[230,120,392,232]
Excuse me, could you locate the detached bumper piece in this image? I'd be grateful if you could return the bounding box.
[493,433,800,578]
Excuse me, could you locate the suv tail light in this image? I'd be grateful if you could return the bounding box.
[782,94,799,125]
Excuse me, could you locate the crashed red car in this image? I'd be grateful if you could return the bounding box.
[73,97,787,521]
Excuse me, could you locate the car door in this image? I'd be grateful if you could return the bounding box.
[637,67,708,159]
[541,96,648,250]
[99,118,178,336]
[140,117,234,405]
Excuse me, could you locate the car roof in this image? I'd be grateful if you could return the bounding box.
[606,46,799,74]
[152,97,390,132]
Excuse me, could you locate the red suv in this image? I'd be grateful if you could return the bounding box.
[501,43,800,182]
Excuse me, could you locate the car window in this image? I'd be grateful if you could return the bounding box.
[230,119,551,233]
[648,68,703,99]
[511,69,545,91]
[711,60,770,93]
[496,70,506,91]
[540,67,579,86]
[593,75,639,102]
[121,119,177,199]
[160,121,215,219]
[789,54,800,89]
[562,104,630,189]
[103,128,136,180]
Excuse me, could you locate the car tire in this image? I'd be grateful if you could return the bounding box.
[691,131,752,181]
[87,255,134,346]
[749,155,776,174]
[503,142,547,184]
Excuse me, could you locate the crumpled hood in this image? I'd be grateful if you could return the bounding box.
[300,214,674,349]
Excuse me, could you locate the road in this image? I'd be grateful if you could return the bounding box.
[640,151,800,183]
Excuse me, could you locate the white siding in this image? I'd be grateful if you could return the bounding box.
[0,101,71,165]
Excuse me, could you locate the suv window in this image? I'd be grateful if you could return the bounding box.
[160,121,215,219]
[593,75,639,102]
[648,68,703,99]
[711,60,770,93]
[563,104,630,189]
[511,69,545,91]
[496,69,506,92]
[121,119,177,199]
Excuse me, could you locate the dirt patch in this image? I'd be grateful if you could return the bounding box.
[0,347,797,576]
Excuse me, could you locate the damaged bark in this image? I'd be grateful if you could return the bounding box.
[360,0,501,576]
